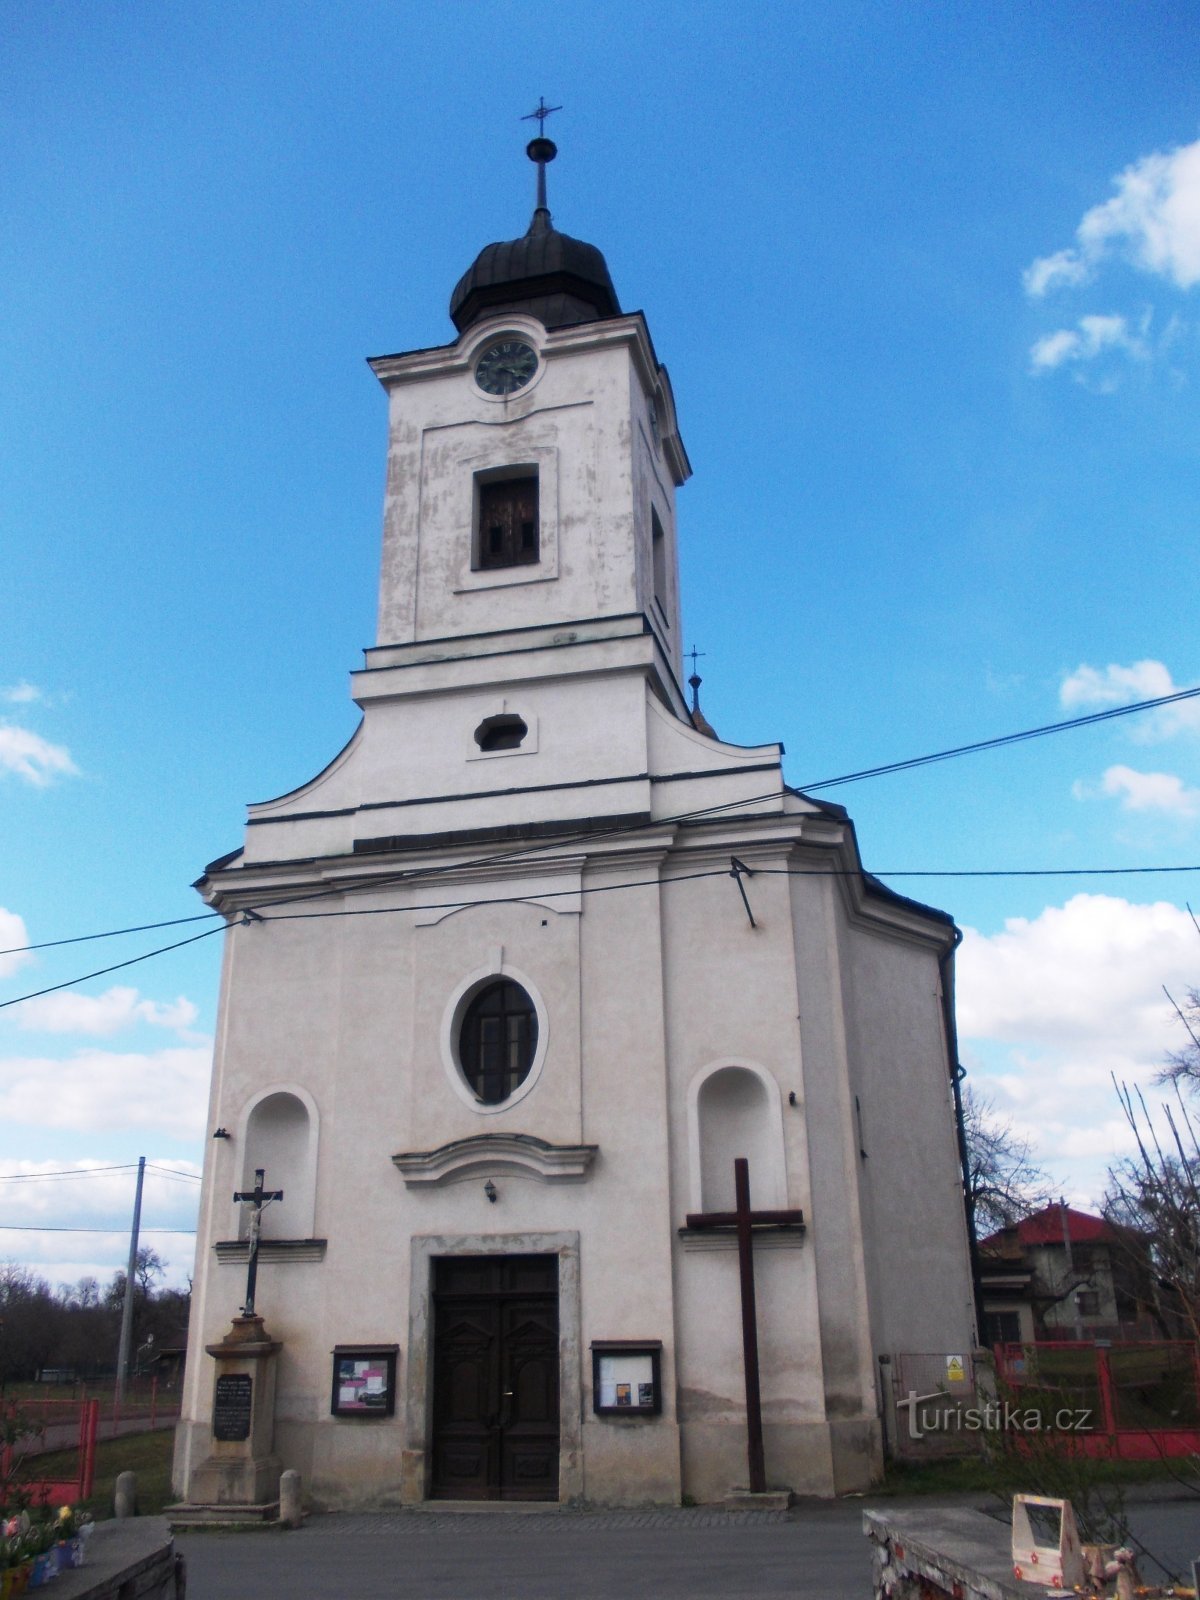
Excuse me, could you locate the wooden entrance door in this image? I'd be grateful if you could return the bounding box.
[430,1254,559,1501]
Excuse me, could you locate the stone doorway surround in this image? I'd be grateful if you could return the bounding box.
[401,1232,582,1505]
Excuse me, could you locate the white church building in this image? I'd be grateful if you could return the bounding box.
[174,132,977,1509]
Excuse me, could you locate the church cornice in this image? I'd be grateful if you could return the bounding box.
[392,1133,598,1187]
[368,311,690,487]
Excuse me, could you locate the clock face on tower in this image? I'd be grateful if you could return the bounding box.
[475,339,538,395]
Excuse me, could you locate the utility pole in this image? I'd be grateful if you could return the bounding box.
[115,1156,145,1406]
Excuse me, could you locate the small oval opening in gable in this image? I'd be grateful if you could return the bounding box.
[474,713,528,752]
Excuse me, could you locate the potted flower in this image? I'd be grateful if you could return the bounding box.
[2,1518,33,1598]
[25,1523,55,1589]
[53,1509,82,1571]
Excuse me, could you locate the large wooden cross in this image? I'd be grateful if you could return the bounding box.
[685,1157,805,1494]
[233,1167,283,1319]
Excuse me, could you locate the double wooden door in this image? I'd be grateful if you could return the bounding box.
[430,1254,559,1501]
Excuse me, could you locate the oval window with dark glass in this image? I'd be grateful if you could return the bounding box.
[459,980,539,1105]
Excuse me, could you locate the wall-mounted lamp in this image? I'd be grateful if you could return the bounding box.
[484,1180,498,1203]
[212,1128,231,1140]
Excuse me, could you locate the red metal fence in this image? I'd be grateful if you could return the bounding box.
[1,1377,182,1508]
[2,1399,99,1506]
[996,1340,1200,1460]
[19,1376,180,1439]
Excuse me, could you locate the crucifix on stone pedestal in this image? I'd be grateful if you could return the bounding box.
[233,1168,283,1318]
[685,1157,805,1494]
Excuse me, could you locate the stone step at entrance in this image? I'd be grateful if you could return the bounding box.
[166,1500,282,1530]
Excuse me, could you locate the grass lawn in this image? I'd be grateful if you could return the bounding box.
[14,1427,1196,1520]
[878,1451,1196,1496]
[20,1428,176,1519]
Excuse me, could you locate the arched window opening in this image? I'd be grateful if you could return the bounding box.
[460,980,538,1105]
[242,1091,314,1239]
[697,1066,779,1212]
[474,713,528,752]
[651,506,669,617]
[476,473,539,569]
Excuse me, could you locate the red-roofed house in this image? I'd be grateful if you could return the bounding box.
[979,1203,1157,1345]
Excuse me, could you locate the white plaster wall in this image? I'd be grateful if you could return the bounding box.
[838,916,976,1359]
[658,861,836,1495]
[376,321,653,648]
[629,363,682,685]
[788,871,884,1440]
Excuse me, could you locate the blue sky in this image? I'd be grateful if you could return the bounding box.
[2,2,1198,1289]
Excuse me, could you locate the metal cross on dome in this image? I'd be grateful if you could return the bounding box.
[521,97,562,137]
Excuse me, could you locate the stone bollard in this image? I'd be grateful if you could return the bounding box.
[279,1468,303,1529]
[114,1470,137,1519]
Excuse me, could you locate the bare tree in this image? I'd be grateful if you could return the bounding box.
[963,1085,1054,1237]
[1158,983,1200,1097]
[1104,1078,1200,1343]
[1157,904,1200,1097]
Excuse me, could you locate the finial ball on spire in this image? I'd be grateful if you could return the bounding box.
[526,137,557,165]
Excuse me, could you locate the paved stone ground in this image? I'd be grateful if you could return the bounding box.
[176,1496,1200,1599]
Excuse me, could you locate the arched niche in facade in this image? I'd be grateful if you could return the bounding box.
[688,1061,786,1214]
[239,1086,319,1240]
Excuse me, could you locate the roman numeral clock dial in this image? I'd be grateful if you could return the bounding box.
[475,339,538,395]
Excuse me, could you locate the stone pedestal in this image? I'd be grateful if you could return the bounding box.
[188,1314,282,1507]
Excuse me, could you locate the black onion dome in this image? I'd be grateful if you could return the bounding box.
[450,207,621,334]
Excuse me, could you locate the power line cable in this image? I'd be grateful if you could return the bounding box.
[0,923,227,1013]
[230,679,1200,914]
[256,866,731,926]
[0,1171,142,1184]
[2,857,1197,1011]
[246,860,1200,931]
[2,682,1197,988]
[0,911,221,958]
[0,1225,197,1235]
[795,684,1200,792]
[743,862,1200,882]
[243,678,1200,919]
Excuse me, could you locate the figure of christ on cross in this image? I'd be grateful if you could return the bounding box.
[685,1158,805,1494]
[233,1167,283,1319]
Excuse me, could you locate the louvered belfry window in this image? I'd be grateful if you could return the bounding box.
[460,980,538,1104]
[478,475,539,569]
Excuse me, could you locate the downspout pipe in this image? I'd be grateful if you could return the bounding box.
[940,927,985,1347]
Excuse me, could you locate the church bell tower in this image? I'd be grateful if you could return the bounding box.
[176,120,976,1514]
[369,131,691,708]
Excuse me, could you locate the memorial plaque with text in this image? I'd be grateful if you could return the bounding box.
[213,1373,253,1441]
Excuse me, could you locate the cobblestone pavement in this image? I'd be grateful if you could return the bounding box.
[176,1496,1200,1600]
[178,1501,868,1598]
[315,1506,792,1532]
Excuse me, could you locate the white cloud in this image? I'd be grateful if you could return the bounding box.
[1029,329,1084,369]
[0,1159,201,1291]
[1024,248,1090,298]
[14,985,200,1038]
[0,1045,212,1139]
[959,894,1193,1045]
[1029,312,1147,373]
[957,895,1199,1204]
[1,683,44,705]
[1060,659,1200,739]
[1093,764,1200,818]
[0,724,78,786]
[0,908,33,980]
[1025,138,1200,297]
